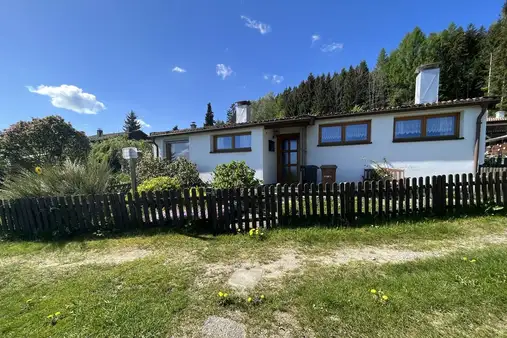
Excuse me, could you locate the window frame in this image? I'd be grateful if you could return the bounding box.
[318,120,372,146]
[165,139,189,160]
[212,131,252,153]
[393,112,460,142]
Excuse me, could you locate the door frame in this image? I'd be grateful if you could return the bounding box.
[276,133,300,184]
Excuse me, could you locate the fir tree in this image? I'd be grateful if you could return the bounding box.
[123,111,141,133]
[226,103,236,123]
[204,102,215,127]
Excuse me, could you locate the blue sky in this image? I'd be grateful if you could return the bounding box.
[0,0,504,136]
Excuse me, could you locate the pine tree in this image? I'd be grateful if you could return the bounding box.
[369,49,389,108]
[226,103,236,123]
[355,60,369,108]
[123,110,141,133]
[204,103,214,127]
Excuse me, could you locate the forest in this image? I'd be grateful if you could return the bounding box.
[229,2,507,123]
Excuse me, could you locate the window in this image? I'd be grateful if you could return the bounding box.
[213,132,252,152]
[318,120,371,146]
[393,113,460,142]
[165,140,189,160]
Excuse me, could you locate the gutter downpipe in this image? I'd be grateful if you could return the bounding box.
[149,139,159,158]
[473,104,488,173]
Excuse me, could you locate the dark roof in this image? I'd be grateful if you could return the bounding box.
[150,97,500,138]
[89,130,148,142]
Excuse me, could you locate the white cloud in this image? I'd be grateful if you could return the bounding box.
[138,119,151,128]
[321,42,344,53]
[172,66,186,73]
[240,15,271,34]
[311,34,321,43]
[272,75,284,84]
[263,74,284,84]
[27,84,105,114]
[216,64,233,79]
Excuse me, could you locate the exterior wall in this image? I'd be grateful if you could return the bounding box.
[263,130,277,184]
[306,106,483,183]
[188,126,265,183]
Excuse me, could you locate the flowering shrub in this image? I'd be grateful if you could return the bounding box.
[370,288,389,304]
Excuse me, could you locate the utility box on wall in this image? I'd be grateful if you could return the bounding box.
[320,165,337,185]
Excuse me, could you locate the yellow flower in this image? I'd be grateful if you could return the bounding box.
[255,229,259,234]
[260,232,264,236]
[249,229,254,236]
[47,314,53,319]
[462,257,468,261]
[223,293,228,298]
[218,291,224,297]
[247,297,252,303]
[382,295,389,301]
[370,289,377,294]
[26,299,33,303]
[260,295,265,299]
[470,259,476,263]
[55,312,61,316]
[35,166,42,175]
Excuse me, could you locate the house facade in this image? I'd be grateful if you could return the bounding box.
[151,66,499,184]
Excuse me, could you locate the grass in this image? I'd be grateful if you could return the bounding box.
[0,215,506,337]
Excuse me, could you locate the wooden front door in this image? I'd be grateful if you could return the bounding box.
[277,134,299,184]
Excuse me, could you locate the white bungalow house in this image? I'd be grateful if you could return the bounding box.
[150,65,500,184]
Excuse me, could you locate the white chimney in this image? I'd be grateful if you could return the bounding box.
[415,64,440,104]
[496,111,506,119]
[235,101,251,124]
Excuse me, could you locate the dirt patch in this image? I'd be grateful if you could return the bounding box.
[40,248,152,268]
[251,311,315,338]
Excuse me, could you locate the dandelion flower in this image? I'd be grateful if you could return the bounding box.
[370,289,377,294]
[26,299,33,303]
[223,293,228,298]
[55,312,61,316]
[218,291,224,297]
[247,297,252,303]
[462,257,468,261]
[35,167,42,175]
[382,295,389,301]
[470,259,476,263]
[47,314,53,319]
[249,229,254,236]
[260,232,264,236]
[255,229,259,234]
[260,295,265,299]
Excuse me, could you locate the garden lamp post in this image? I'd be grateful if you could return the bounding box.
[122,147,138,194]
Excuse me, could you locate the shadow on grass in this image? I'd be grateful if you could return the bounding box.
[1,208,504,245]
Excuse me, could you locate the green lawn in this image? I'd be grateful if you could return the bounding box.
[0,216,506,337]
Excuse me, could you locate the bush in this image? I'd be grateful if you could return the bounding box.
[89,136,152,173]
[136,156,172,183]
[0,159,112,199]
[211,161,261,189]
[137,176,180,194]
[110,172,131,186]
[167,157,203,187]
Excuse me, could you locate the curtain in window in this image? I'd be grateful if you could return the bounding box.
[216,136,232,149]
[345,124,368,141]
[321,126,342,143]
[426,116,456,137]
[395,119,422,138]
[235,134,251,148]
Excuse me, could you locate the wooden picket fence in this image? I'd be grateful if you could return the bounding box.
[0,172,506,239]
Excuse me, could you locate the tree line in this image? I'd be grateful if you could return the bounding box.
[231,2,507,123]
